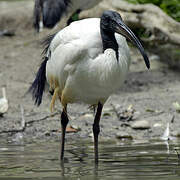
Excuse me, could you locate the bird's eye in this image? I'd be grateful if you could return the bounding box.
[111,20,116,27]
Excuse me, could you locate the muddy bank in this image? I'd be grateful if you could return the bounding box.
[0,0,180,143]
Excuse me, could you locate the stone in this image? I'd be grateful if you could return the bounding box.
[153,123,162,127]
[131,120,150,129]
[116,132,133,140]
[78,113,93,122]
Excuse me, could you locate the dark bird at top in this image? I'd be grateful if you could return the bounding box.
[33,0,102,32]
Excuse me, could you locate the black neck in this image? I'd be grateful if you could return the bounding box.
[100,28,119,61]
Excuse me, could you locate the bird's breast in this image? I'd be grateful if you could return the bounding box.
[63,48,130,105]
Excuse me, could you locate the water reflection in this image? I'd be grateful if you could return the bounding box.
[0,139,180,179]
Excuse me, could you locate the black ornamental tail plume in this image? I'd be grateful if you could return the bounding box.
[29,33,56,106]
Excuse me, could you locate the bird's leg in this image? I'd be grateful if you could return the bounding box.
[50,87,59,112]
[60,105,69,160]
[93,102,103,164]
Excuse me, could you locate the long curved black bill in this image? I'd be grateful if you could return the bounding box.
[115,21,150,69]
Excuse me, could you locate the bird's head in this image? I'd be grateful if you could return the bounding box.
[101,10,150,69]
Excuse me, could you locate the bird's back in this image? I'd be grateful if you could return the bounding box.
[49,18,101,52]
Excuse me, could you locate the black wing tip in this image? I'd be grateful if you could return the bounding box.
[29,57,48,107]
[29,30,57,106]
[28,83,42,107]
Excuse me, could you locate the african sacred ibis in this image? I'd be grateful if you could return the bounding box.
[30,10,150,163]
[33,0,102,32]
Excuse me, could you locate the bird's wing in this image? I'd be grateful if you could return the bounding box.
[46,19,102,89]
[47,38,100,87]
[49,18,102,64]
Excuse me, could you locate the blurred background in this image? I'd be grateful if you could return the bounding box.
[0,0,180,179]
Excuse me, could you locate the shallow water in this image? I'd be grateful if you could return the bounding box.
[0,138,180,180]
[0,0,30,2]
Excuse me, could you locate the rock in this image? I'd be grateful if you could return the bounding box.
[116,132,133,140]
[88,132,93,138]
[153,123,162,127]
[83,113,94,119]
[70,124,81,131]
[78,113,93,121]
[103,107,114,116]
[131,120,150,129]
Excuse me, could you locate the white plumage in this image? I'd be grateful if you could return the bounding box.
[0,87,8,116]
[46,18,130,107]
[30,10,150,162]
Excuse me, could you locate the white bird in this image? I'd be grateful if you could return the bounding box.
[0,87,8,116]
[30,10,150,163]
[33,0,102,32]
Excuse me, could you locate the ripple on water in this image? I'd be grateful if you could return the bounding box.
[0,139,180,180]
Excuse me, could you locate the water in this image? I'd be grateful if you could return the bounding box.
[0,139,180,180]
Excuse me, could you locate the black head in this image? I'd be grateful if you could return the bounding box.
[100,10,150,69]
[101,10,123,33]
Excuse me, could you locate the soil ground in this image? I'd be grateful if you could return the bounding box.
[0,0,180,143]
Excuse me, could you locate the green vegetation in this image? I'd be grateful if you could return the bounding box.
[126,0,180,22]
